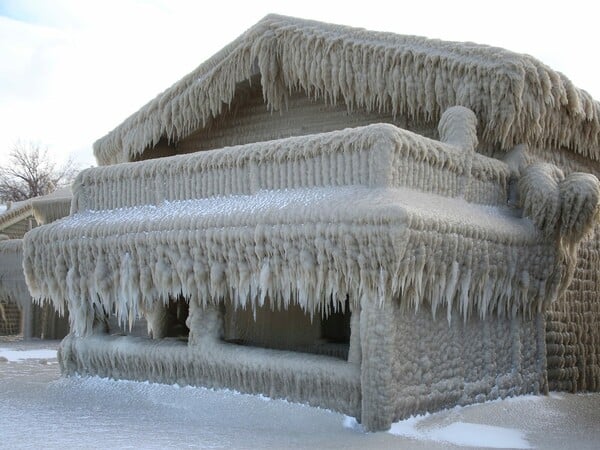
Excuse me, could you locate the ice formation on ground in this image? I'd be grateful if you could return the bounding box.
[0,347,57,362]
[387,416,531,448]
[2,342,599,450]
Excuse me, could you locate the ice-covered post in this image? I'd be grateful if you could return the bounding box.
[347,307,362,364]
[187,299,224,346]
[358,294,396,431]
[438,106,478,198]
[146,302,168,339]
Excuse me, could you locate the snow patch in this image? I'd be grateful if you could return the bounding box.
[342,416,365,433]
[427,423,531,449]
[0,348,57,362]
[389,415,530,448]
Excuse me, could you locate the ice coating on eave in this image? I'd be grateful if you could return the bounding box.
[82,123,511,214]
[93,14,600,165]
[26,115,600,337]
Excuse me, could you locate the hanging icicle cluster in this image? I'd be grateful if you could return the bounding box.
[0,239,31,309]
[93,14,600,166]
[24,117,597,337]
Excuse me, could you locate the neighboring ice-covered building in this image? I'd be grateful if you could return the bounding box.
[0,188,71,338]
[22,15,600,430]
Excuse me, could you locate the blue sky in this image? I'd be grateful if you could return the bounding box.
[1,0,598,168]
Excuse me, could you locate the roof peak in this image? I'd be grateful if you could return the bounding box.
[93,14,600,166]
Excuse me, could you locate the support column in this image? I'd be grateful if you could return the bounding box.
[146,302,168,339]
[187,299,224,346]
[21,301,33,339]
[347,306,361,365]
[359,294,396,431]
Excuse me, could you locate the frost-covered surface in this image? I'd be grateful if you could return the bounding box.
[0,347,57,362]
[1,340,599,449]
[93,14,600,166]
[389,419,531,449]
[83,122,510,211]
[0,199,32,236]
[26,182,563,336]
[0,239,30,309]
[25,122,586,339]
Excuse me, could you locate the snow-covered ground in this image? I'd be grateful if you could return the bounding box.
[1,339,599,450]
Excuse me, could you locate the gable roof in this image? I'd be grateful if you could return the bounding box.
[0,187,72,237]
[0,200,34,237]
[93,14,600,166]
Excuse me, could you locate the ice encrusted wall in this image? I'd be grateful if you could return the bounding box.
[356,303,545,430]
[546,231,600,392]
[510,147,600,393]
[121,62,600,395]
[171,79,437,159]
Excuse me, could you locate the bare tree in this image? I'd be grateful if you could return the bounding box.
[0,141,79,203]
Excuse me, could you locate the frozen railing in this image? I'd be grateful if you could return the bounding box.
[72,113,510,214]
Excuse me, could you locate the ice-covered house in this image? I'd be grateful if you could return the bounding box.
[0,188,71,338]
[22,15,600,430]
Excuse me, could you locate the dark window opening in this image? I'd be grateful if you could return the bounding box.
[161,295,190,339]
[223,299,350,360]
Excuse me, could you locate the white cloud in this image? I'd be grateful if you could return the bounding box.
[1,0,598,169]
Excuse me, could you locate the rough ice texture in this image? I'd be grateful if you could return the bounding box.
[546,225,600,392]
[489,101,600,395]
[0,189,73,309]
[24,12,600,424]
[0,239,28,336]
[24,122,581,339]
[366,306,546,428]
[544,180,600,394]
[525,145,600,393]
[0,189,72,338]
[0,200,34,239]
[82,123,509,211]
[0,188,72,241]
[93,14,600,166]
[0,239,30,309]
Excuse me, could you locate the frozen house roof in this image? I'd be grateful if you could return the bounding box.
[93,14,600,166]
[0,187,72,239]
